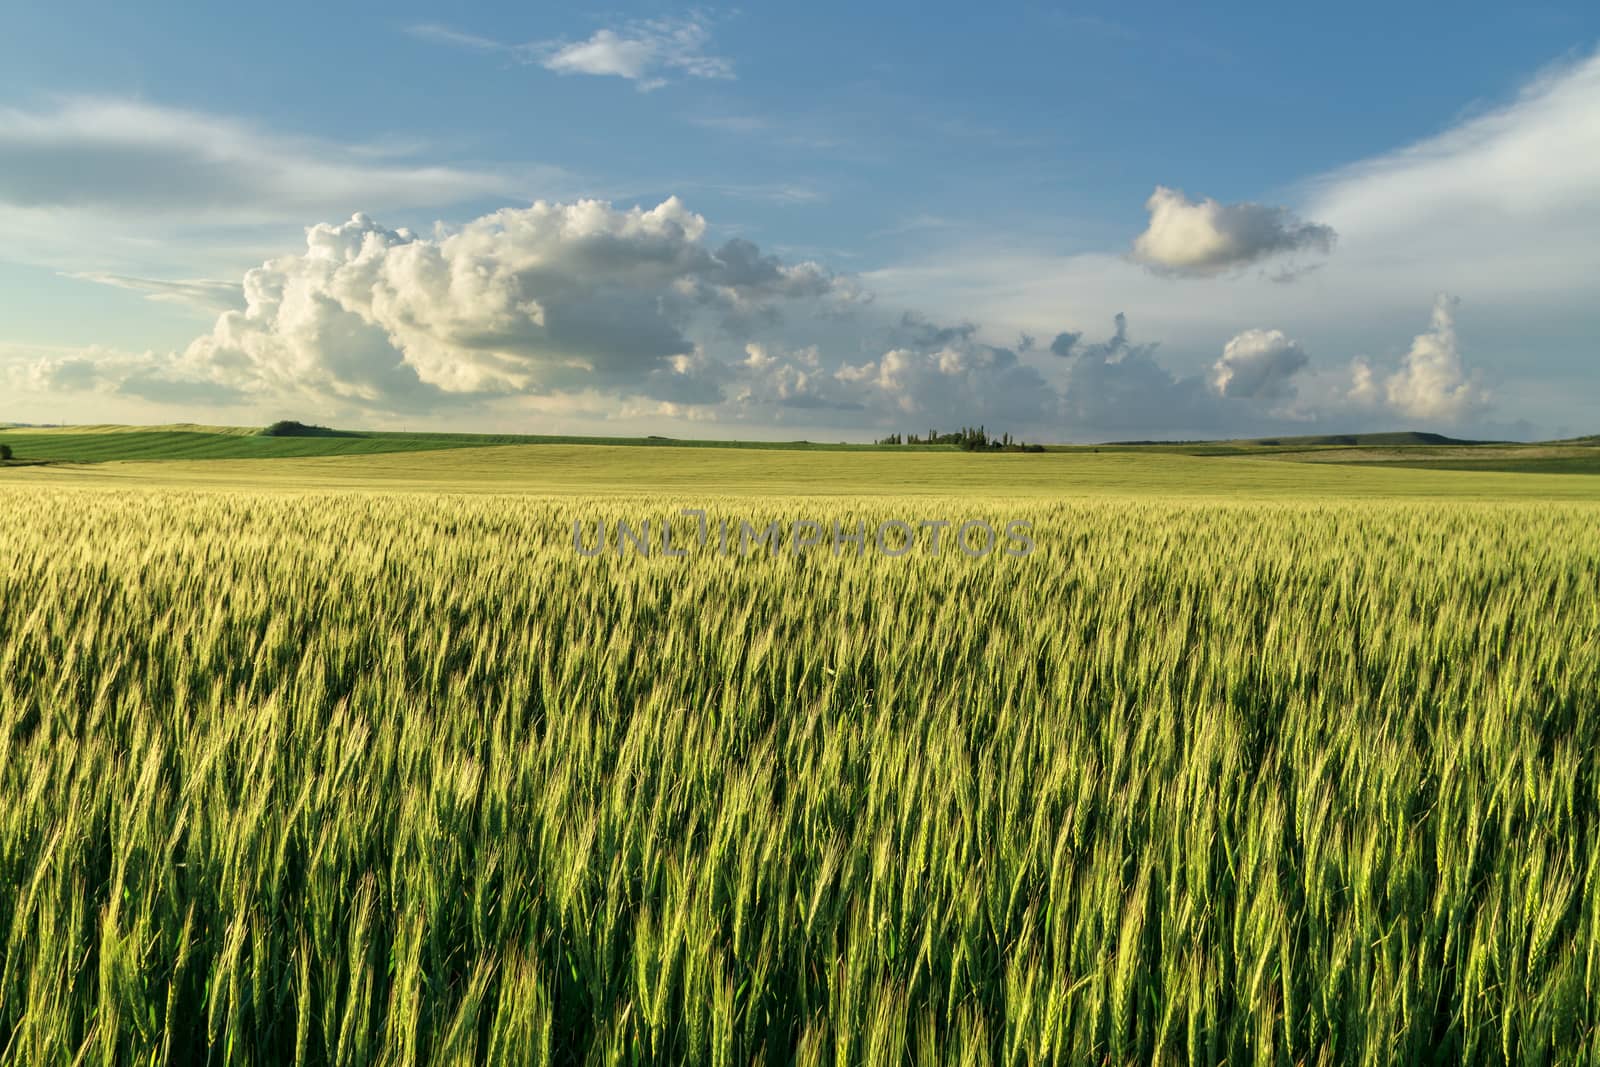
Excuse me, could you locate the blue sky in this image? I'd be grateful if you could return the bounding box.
[2,3,1597,440]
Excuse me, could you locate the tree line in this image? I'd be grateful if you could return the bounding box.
[875,426,1045,452]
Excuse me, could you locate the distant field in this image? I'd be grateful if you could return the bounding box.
[9,441,1600,500]
[4,423,1599,476]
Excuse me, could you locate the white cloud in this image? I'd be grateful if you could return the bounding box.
[1131,186,1336,277]
[539,17,735,88]
[869,50,1600,437]
[12,198,1348,439]
[410,15,734,90]
[1363,294,1487,422]
[1347,357,1380,409]
[1304,51,1600,297]
[26,198,859,414]
[835,336,1055,424]
[5,344,247,407]
[726,343,852,411]
[830,309,1286,439]
[544,31,659,80]
[1211,329,1309,399]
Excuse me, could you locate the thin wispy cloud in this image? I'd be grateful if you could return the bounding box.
[66,272,245,313]
[685,181,826,205]
[406,14,735,91]
[867,215,964,240]
[0,96,573,275]
[0,98,537,222]
[682,110,848,152]
[1301,48,1600,297]
[403,24,506,53]
[685,114,771,134]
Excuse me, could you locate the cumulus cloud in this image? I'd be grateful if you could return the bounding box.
[1351,294,1487,421]
[727,343,859,411]
[14,353,105,394]
[1047,330,1082,357]
[7,345,247,407]
[25,198,861,414]
[1347,358,1380,408]
[409,15,733,90]
[1052,313,1216,435]
[1131,186,1336,277]
[16,194,1327,439]
[821,309,1315,438]
[1211,329,1309,399]
[835,330,1056,425]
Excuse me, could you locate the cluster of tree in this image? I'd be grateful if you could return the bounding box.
[876,426,1045,452]
[258,420,350,438]
[0,444,12,462]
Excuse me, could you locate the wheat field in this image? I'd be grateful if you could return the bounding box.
[3,484,1599,1064]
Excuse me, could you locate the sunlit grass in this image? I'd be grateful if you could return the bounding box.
[3,483,1598,1063]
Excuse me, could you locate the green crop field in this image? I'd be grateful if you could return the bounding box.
[3,430,1600,1064]
[0,424,942,466]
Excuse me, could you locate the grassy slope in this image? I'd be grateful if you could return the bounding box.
[9,443,1600,500]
